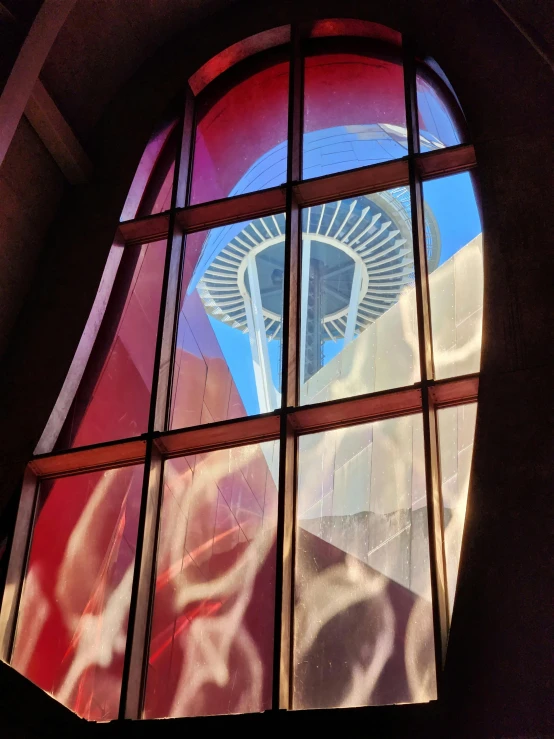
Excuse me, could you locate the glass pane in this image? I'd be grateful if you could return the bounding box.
[144,441,280,718]
[171,215,285,428]
[303,52,407,179]
[424,172,483,379]
[294,416,436,709]
[437,403,477,616]
[310,20,402,46]
[299,189,427,405]
[53,240,166,450]
[121,116,178,220]
[190,61,289,205]
[11,466,144,720]
[417,68,464,150]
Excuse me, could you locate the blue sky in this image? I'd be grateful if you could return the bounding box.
[424,171,482,265]
[209,171,482,415]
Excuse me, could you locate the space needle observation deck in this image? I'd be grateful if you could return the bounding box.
[189,126,441,413]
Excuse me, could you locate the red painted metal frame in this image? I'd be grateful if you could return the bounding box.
[157,413,281,457]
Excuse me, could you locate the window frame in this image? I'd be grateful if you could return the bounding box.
[0,25,480,721]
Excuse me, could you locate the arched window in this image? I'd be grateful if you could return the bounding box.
[0,21,482,721]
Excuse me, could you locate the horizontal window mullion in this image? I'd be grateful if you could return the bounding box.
[28,375,479,478]
[416,142,476,180]
[30,436,147,478]
[155,411,281,457]
[118,211,171,246]
[289,384,423,433]
[293,157,410,207]
[428,373,479,407]
[116,144,476,247]
[178,185,287,233]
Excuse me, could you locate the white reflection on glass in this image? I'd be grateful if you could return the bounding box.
[144,441,279,718]
[299,189,431,405]
[294,415,436,709]
[438,403,478,615]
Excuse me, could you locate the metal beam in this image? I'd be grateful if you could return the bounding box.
[0,0,79,169]
[492,0,554,73]
[25,79,92,184]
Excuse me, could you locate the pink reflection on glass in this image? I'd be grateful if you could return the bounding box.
[303,53,407,179]
[190,61,289,204]
[121,118,178,221]
[144,442,279,718]
[189,27,290,95]
[310,19,402,46]
[171,215,285,427]
[11,466,143,720]
[56,241,166,449]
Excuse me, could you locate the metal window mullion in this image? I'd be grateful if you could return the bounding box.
[160,86,196,432]
[119,91,192,720]
[272,24,303,711]
[0,467,39,663]
[403,36,450,689]
[118,145,477,247]
[118,440,163,719]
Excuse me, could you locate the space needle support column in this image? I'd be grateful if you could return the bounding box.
[403,37,450,693]
[299,238,311,388]
[344,260,363,346]
[272,23,304,711]
[245,252,277,413]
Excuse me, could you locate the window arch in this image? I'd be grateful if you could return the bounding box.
[0,21,482,722]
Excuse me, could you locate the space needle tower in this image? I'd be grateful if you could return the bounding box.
[189,125,442,413]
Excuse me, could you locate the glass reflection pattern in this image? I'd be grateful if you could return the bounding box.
[9,25,481,723]
[190,62,289,204]
[294,416,436,709]
[437,403,477,615]
[424,173,483,379]
[417,70,463,149]
[171,215,285,427]
[120,117,178,220]
[299,189,431,403]
[11,466,144,720]
[303,53,408,179]
[54,241,166,450]
[144,441,279,718]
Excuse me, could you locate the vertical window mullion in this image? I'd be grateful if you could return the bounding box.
[119,93,192,719]
[0,467,39,663]
[273,23,304,711]
[403,36,450,687]
[159,86,196,432]
[119,440,163,719]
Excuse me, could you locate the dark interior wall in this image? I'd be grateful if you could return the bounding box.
[0,0,552,736]
[0,117,65,357]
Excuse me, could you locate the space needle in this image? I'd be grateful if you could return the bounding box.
[189,125,442,413]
